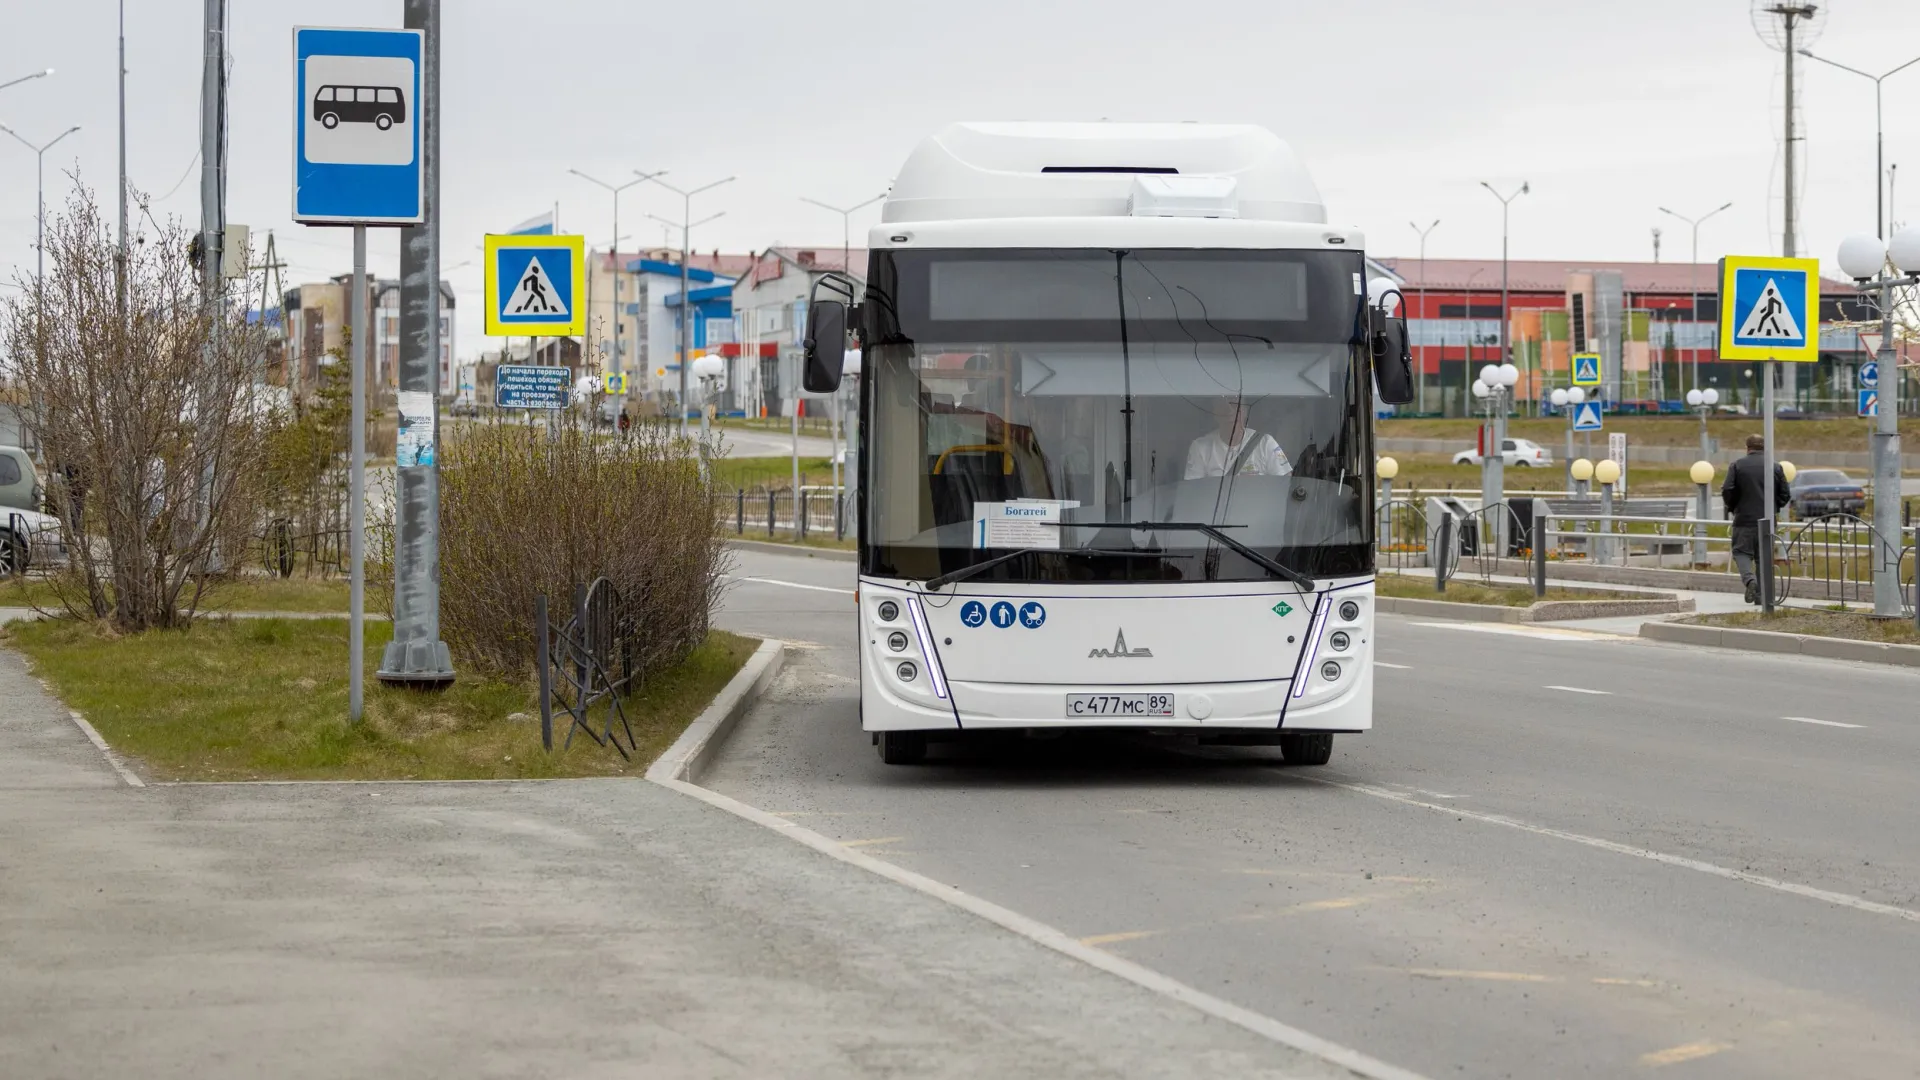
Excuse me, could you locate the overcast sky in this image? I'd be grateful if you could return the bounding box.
[5,0,1920,357]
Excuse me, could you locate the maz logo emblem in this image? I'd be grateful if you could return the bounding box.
[1089,630,1153,658]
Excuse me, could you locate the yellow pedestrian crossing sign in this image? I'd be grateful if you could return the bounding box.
[484,233,585,337]
[1571,353,1601,387]
[1718,255,1820,363]
[603,372,627,395]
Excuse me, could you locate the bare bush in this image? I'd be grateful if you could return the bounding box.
[437,408,727,680]
[2,185,274,631]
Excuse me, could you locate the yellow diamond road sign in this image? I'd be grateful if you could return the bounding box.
[1717,255,1820,363]
[484,233,586,337]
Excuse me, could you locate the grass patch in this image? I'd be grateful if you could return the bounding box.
[709,454,840,491]
[727,532,856,552]
[2,575,351,614]
[1679,608,1920,645]
[3,617,757,781]
[1376,572,1617,607]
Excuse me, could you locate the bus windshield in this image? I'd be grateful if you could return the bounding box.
[861,247,1375,584]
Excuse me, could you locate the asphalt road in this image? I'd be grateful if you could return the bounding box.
[710,546,1920,1079]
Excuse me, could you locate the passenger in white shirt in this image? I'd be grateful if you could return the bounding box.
[1184,397,1292,479]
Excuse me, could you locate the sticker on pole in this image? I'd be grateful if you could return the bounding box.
[292,27,424,225]
[1859,388,1879,418]
[1572,401,1604,432]
[1717,255,1820,362]
[484,234,586,336]
[1571,353,1602,387]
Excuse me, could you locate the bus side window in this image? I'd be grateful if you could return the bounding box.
[357,87,377,103]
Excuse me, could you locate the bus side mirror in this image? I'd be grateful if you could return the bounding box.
[1370,294,1414,405]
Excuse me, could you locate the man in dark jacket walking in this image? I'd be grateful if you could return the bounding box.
[1722,433,1791,604]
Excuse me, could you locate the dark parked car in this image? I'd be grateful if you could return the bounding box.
[1789,469,1866,518]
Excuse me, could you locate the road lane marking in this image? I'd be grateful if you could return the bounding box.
[1079,896,1376,950]
[1080,929,1161,946]
[1639,1041,1732,1067]
[1374,661,1412,670]
[1544,685,1612,695]
[841,836,906,848]
[657,789,1429,1080]
[730,575,855,595]
[1783,716,1864,729]
[1306,777,1920,926]
[1406,968,1555,983]
[1592,977,1662,988]
[1408,622,1632,641]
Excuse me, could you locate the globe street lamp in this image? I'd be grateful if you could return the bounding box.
[1689,460,1716,566]
[1376,455,1400,546]
[1548,385,1587,490]
[1593,458,1622,564]
[1684,386,1720,463]
[1474,361,1520,552]
[1835,228,1920,617]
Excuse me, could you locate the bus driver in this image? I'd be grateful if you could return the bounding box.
[1184,397,1292,479]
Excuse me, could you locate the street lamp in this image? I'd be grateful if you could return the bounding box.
[639,172,735,437]
[1658,202,1733,394]
[0,67,53,94]
[1689,460,1716,567]
[1549,385,1587,490]
[1799,49,1920,238]
[1473,361,1520,550]
[1684,386,1720,462]
[1593,458,1622,564]
[1376,455,1400,549]
[1834,228,1920,618]
[1409,219,1440,411]
[569,167,663,396]
[1478,180,1529,376]
[799,192,887,500]
[0,122,82,293]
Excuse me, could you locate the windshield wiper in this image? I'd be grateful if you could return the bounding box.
[923,547,1161,592]
[1120,521,1317,592]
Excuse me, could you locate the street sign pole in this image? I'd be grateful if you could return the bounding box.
[1872,275,1904,617]
[381,0,454,688]
[350,225,367,721]
[1763,360,1777,614]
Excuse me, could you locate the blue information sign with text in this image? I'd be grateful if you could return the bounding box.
[494,365,570,410]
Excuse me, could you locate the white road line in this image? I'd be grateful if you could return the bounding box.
[1784,716,1864,729]
[1408,622,1631,641]
[1308,776,1920,926]
[1544,685,1612,696]
[731,575,855,596]
[65,711,144,788]
[658,778,1432,1080]
[1374,661,1412,670]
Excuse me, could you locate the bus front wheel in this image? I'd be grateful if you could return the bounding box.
[320,113,339,129]
[877,730,927,765]
[1280,733,1333,766]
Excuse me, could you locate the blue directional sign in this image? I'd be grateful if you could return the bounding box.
[1572,353,1602,387]
[1860,359,1880,390]
[494,365,569,410]
[1572,401,1604,432]
[1859,388,1879,418]
[292,27,425,225]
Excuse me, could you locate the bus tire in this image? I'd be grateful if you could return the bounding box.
[1280,732,1333,766]
[877,730,927,765]
[320,113,339,129]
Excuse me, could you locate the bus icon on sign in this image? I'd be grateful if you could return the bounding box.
[313,84,405,130]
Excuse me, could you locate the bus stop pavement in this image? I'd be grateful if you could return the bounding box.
[0,644,1369,1080]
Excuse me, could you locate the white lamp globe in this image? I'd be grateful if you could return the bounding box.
[1689,460,1716,485]
[1593,459,1622,486]
[1478,364,1499,387]
[1471,380,1490,399]
[1702,387,1719,406]
[1376,455,1400,480]
[1890,226,1920,276]
[1496,362,1519,386]
[1369,277,1400,311]
[1686,388,1704,407]
[1566,386,1586,405]
[1837,234,1888,280]
[1550,388,1570,407]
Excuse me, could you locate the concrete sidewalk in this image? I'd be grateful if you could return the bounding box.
[1379,567,1839,635]
[0,646,1359,1080]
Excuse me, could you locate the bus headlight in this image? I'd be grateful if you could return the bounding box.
[1339,600,1360,622]
[887,631,910,652]
[897,661,918,682]
[877,600,900,622]
[1321,661,1342,682]
[1329,631,1350,652]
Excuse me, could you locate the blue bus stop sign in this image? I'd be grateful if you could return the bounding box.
[292,27,425,225]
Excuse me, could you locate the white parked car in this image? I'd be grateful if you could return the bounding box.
[0,505,67,574]
[1453,438,1551,467]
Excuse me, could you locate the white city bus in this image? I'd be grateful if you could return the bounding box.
[800,122,1414,765]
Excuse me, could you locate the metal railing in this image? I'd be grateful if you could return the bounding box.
[712,485,854,542]
[535,577,639,758]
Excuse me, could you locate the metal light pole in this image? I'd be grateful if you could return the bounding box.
[568,168,662,394]
[1479,180,1529,373]
[0,124,81,294]
[0,67,53,93]
[117,0,128,317]
[639,173,733,437]
[1409,219,1440,413]
[800,192,886,499]
[1836,231,1920,618]
[1658,202,1733,394]
[1798,49,1920,240]
[379,0,453,689]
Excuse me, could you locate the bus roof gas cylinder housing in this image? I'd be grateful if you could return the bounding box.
[882,122,1326,225]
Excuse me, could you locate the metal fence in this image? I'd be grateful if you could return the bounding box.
[535,577,640,758]
[712,486,854,542]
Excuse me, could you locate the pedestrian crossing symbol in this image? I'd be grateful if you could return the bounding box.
[1572,401,1604,432]
[484,233,586,336]
[1718,255,1819,363]
[1571,353,1601,387]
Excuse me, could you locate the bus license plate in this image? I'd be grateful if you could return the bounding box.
[1066,693,1175,718]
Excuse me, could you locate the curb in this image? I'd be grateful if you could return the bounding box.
[1377,594,1691,624]
[645,637,787,784]
[1640,620,1920,668]
[726,538,858,563]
